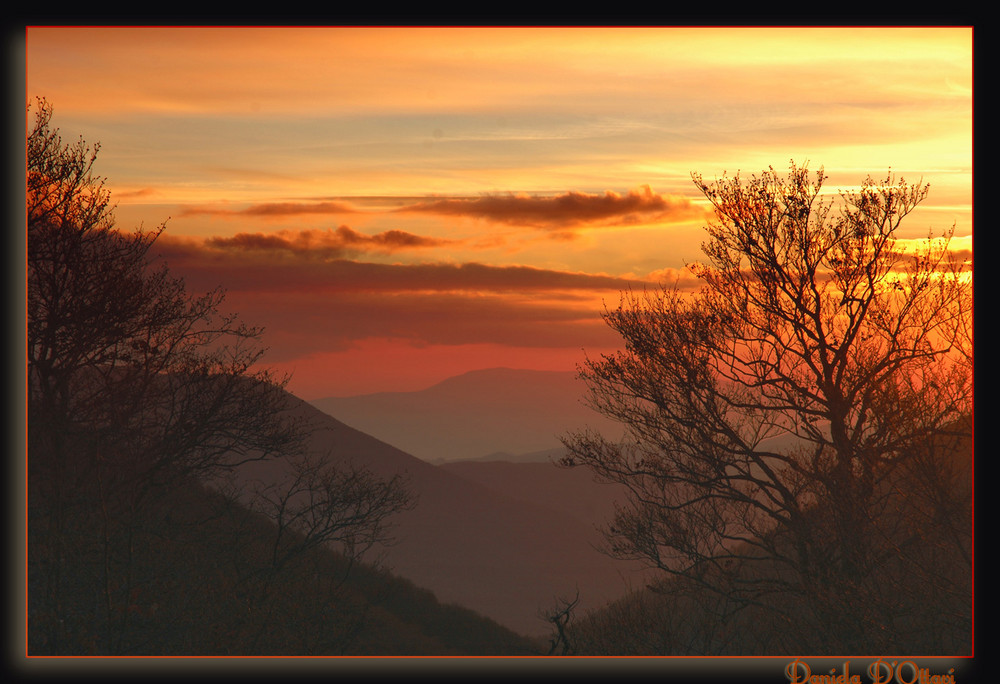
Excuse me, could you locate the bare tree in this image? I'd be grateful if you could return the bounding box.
[25,98,413,654]
[237,453,414,650]
[561,162,972,654]
[542,589,580,655]
[26,96,306,653]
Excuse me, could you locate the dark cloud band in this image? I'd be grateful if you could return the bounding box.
[396,186,706,229]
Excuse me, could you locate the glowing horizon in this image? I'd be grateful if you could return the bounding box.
[25,26,973,399]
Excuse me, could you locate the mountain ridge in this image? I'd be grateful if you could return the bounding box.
[309,367,624,464]
[318,367,576,400]
[232,389,648,637]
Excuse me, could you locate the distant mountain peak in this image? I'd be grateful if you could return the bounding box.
[309,366,620,464]
[269,383,644,637]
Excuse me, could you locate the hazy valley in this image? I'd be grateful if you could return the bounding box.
[292,369,649,636]
[309,368,625,464]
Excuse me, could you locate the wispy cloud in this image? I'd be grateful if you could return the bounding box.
[179,200,358,218]
[113,187,160,200]
[154,233,645,293]
[397,186,706,232]
[233,289,622,360]
[151,233,646,362]
[199,226,457,258]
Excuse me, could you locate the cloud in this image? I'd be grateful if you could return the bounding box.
[230,289,622,361]
[200,225,457,258]
[113,187,159,200]
[150,233,648,362]
[396,186,706,231]
[154,233,644,294]
[643,266,707,291]
[891,234,972,264]
[179,200,358,218]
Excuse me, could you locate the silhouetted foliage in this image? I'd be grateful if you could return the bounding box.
[25,98,423,654]
[561,162,972,654]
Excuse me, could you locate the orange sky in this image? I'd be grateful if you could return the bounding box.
[24,26,973,399]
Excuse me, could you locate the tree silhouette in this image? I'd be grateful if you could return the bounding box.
[561,162,972,654]
[543,589,579,655]
[26,98,413,654]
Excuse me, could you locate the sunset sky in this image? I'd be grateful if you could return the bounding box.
[24,26,973,399]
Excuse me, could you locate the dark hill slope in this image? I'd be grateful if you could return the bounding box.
[235,391,648,637]
[27,451,539,655]
[439,458,627,530]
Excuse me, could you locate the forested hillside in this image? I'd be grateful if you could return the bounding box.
[27,455,541,656]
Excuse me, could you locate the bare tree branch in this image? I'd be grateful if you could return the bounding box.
[561,161,972,654]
